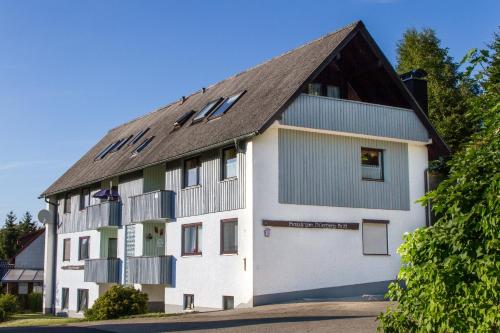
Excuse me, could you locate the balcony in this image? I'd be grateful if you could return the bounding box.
[84,258,121,284]
[130,190,175,223]
[127,255,173,285]
[86,201,121,230]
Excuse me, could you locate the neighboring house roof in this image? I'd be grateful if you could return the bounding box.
[41,21,448,197]
[1,269,44,283]
[9,228,45,265]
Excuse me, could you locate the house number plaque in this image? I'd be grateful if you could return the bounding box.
[262,220,359,230]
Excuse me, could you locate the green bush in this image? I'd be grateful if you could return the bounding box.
[84,286,148,320]
[18,293,43,312]
[0,293,19,321]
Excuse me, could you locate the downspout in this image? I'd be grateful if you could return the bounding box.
[44,197,58,315]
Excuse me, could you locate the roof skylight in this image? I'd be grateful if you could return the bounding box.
[192,98,222,122]
[174,110,195,128]
[130,128,150,146]
[94,143,115,161]
[210,91,245,118]
[132,136,155,156]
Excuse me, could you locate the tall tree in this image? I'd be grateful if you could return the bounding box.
[0,212,20,260]
[379,31,500,333]
[396,28,477,152]
[18,211,39,236]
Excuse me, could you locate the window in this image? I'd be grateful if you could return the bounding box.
[94,142,114,160]
[183,157,200,188]
[78,236,90,260]
[79,188,90,210]
[220,219,238,254]
[77,289,88,312]
[108,238,117,258]
[222,147,237,179]
[61,288,69,310]
[64,193,71,214]
[174,110,195,127]
[113,135,133,152]
[362,219,389,255]
[33,282,43,293]
[18,282,28,295]
[210,91,245,118]
[223,296,234,310]
[130,128,150,146]
[326,85,341,98]
[182,223,202,256]
[184,294,194,310]
[99,140,122,159]
[307,83,322,96]
[361,148,384,181]
[132,136,155,156]
[192,99,222,122]
[63,238,71,261]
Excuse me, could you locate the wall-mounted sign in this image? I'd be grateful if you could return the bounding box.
[262,220,359,230]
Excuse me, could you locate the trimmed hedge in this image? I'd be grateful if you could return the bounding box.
[85,286,148,320]
[17,293,43,312]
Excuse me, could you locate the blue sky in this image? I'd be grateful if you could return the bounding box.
[0,0,498,224]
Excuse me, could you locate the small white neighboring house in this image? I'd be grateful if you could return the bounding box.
[40,21,449,317]
[2,229,45,295]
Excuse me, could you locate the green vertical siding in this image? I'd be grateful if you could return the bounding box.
[100,228,118,258]
[142,223,165,257]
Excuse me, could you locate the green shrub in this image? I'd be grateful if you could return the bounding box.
[0,293,19,321]
[26,293,43,312]
[84,286,148,320]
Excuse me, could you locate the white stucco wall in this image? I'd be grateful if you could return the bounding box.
[55,229,101,317]
[251,127,428,297]
[164,142,254,311]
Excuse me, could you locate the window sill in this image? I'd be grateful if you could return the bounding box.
[361,178,384,182]
[363,253,390,256]
[219,177,237,183]
[181,253,202,257]
[182,185,201,191]
[220,252,238,256]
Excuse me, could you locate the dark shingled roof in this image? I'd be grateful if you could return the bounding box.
[41,21,447,197]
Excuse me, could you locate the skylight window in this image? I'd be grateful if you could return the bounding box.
[132,136,155,156]
[209,91,245,118]
[113,135,133,152]
[94,143,114,161]
[130,128,150,146]
[99,140,122,159]
[192,98,222,122]
[174,110,195,128]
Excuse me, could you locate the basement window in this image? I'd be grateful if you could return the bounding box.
[209,91,245,118]
[223,296,234,310]
[184,294,194,310]
[192,99,222,122]
[361,148,384,181]
[132,136,155,156]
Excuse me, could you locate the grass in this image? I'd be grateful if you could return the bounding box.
[0,311,189,327]
[0,312,86,328]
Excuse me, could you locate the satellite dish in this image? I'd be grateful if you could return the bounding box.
[38,209,53,225]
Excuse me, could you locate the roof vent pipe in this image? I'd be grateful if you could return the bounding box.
[201,87,206,93]
[181,96,187,104]
[400,69,428,115]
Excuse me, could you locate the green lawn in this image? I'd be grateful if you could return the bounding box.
[0,313,86,327]
[0,311,185,327]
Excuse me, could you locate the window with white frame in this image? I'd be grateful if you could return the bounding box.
[362,219,389,255]
[61,288,69,310]
[77,289,88,312]
[222,147,237,179]
[184,157,200,188]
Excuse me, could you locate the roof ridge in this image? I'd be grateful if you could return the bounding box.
[107,21,361,133]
